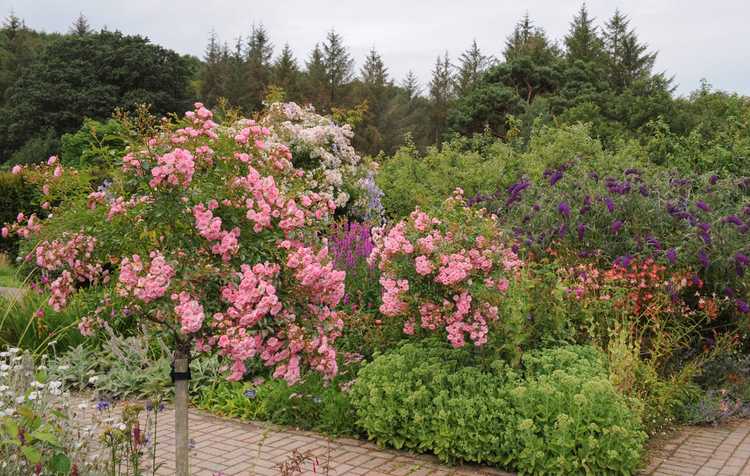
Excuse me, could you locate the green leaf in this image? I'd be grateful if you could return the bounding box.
[21,446,41,464]
[30,429,61,447]
[50,453,72,473]
[3,420,18,438]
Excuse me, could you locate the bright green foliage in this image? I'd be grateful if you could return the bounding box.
[59,118,127,168]
[351,342,646,474]
[377,136,520,217]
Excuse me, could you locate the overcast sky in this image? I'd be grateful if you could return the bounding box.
[2,0,748,96]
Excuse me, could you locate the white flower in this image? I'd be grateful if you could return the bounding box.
[31,381,46,389]
[116,422,127,431]
[0,364,9,372]
[8,348,19,354]
[77,403,89,410]
[0,352,9,357]
[0,385,8,392]
[48,380,62,390]
[88,376,100,384]
[57,365,70,371]
[28,391,38,401]
[15,396,25,404]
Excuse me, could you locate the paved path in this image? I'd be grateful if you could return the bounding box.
[147,406,510,476]
[102,400,750,475]
[644,418,750,476]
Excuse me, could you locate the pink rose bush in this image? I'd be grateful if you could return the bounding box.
[369,190,524,348]
[4,102,356,385]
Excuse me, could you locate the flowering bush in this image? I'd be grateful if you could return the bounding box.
[4,102,357,385]
[262,102,384,220]
[477,159,750,330]
[369,191,524,353]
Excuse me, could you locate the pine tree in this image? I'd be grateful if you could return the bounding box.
[322,29,353,107]
[0,12,34,108]
[69,13,92,36]
[564,3,604,63]
[245,24,273,111]
[199,29,226,107]
[504,13,559,64]
[304,43,328,109]
[603,9,656,90]
[454,39,491,96]
[429,52,453,144]
[360,48,389,88]
[273,43,301,101]
[402,70,422,101]
[224,36,248,108]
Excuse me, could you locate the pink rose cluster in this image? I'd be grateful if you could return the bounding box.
[117,251,175,303]
[198,240,345,383]
[33,233,107,310]
[371,203,523,348]
[149,148,196,189]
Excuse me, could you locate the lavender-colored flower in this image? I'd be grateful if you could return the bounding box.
[549,170,564,186]
[736,253,749,276]
[532,203,541,212]
[723,215,745,227]
[737,300,750,314]
[96,400,110,412]
[695,200,711,212]
[724,287,736,298]
[577,223,585,240]
[558,202,571,218]
[604,197,615,213]
[610,220,623,235]
[624,168,641,176]
[709,175,719,185]
[558,223,568,237]
[244,389,257,399]
[639,185,650,197]
[646,234,662,250]
[666,248,678,265]
[589,171,599,182]
[698,249,710,269]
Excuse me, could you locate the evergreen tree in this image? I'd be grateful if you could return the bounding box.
[224,36,248,108]
[504,13,559,64]
[402,70,422,101]
[69,13,92,36]
[454,39,491,96]
[304,43,328,108]
[322,29,353,107]
[429,52,453,144]
[564,3,604,63]
[244,24,273,111]
[0,12,36,108]
[273,43,301,102]
[360,47,389,87]
[603,9,657,90]
[199,29,226,107]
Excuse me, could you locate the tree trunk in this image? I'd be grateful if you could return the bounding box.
[174,349,190,476]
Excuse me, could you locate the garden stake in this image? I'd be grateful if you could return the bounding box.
[172,348,191,476]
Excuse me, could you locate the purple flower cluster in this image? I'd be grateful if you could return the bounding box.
[329,221,375,272]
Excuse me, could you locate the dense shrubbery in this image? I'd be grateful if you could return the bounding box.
[351,341,646,474]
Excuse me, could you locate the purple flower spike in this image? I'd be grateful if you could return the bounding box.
[737,300,750,314]
[577,223,585,240]
[610,220,623,235]
[549,170,563,186]
[558,202,571,218]
[698,249,710,269]
[666,248,677,265]
[709,175,719,185]
[695,200,711,212]
[604,197,615,213]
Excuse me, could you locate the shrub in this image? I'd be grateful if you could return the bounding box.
[351,342,646,474]
[0,172,41,257]
[369,191,526,360]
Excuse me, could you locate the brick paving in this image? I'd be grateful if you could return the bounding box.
[644,419,750,476]
[103,400,750,475]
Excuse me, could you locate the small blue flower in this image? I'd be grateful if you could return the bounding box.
[96,400,110,412]
[244,389,257,399]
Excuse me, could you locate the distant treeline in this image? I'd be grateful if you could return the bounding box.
[0,6,747,164]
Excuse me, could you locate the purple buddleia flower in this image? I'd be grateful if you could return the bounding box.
[577,223,585,240]
[589,171,599,182]
[666,248,677,265]
[532,203,541,212]
[558,202,571,218]
[604,197,615,213]
[698,249,710,269]
[639,185,649,197]
[624,168,641,176]
[737,300,750,314]
[709,175,719,185]
[558,223,568,237]
[646,235,662,250]
[723,215,745,227]
[610,220,623,235]
[549,170,564,186]
[695,200,711,212]
[736,253,749,276]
